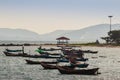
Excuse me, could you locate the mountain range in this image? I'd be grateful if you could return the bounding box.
[0,24,120,43]
[40,24,120,42]
[0,28,40,41]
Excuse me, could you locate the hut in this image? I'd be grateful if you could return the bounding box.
[56,36,70,46]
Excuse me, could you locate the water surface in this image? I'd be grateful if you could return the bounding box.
[0,46,120,80]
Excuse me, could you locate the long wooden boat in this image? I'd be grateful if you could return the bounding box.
[5,49,23,52]
[76,58,88,61]
[82,50,98,54]
[62,49,98,55]
[3,51,62,58]
[57,66,99,75]
[40,62,75,69]
[70,63,89,68]
[3,51,27,56]
[25,59,58,64]
[39,52,61,56]
[57,58,88,62]
[23,54,61,58]
[40,48,61,51]
[36,49,61,56]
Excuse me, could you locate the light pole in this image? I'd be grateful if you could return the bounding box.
[108,16,113,32]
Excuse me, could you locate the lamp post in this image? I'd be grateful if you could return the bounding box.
[108,16,113,32]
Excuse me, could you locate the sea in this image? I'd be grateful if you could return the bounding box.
[0,45,120,80]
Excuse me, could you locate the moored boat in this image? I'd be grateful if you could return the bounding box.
[36,49,61,56]
[57,66,99,75]
[3,51,27,56]
[3,51,62,58]
[40,62,75,69]
[57,58,88,62]
[5,49,23,52]
[25,59,58,64]
[82,50,98,54]
[70,63,89,68]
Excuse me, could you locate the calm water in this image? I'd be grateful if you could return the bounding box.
[0,46,120,80]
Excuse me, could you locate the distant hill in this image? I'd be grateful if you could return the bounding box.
[0,28,40,41]
[39,30,73,41]
[0,24,120,43]
[39,24,120,43]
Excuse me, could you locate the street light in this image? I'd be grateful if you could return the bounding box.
[108,16,113,32]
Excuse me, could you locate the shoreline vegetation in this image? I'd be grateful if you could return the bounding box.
[0,42,120,47]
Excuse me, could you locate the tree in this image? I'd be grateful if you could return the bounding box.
[101,30,120,44]
[108,30,120,44]
[95,40,100,44]
[101,36,110,44]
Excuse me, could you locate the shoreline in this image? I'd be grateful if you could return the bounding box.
[0,43,120,48]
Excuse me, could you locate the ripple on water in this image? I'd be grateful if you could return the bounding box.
[0,46,120,80]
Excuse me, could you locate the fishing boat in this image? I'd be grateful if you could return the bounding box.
[62,49,98,55]
[76,58,88,61]
[5,49,23,52]
[70,63,89,68]
[3,51,62,58]
[82,50,98,54]
[35,49,61,56]
[39,48,61,51]
[57,58,88,62]
[57,66,99,75]
[23,54,62,58]
[25,59,58,64]
[38,46,61,51]
[40,62,75,69]
[3,51,27,56]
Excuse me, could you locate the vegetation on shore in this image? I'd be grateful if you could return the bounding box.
[0,42,120,47]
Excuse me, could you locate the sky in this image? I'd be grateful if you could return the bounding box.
[0,0,120,34]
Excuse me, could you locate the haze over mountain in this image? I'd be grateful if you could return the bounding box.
[0,24,120,43]
[0,28,41,41]
[39,24,120,43]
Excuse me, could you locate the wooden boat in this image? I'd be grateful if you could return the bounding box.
[40,48,61,51]
[62,49,98,55]
[70,63,89,68]
[57,58,88,62]
[36,49,61,56]
[37,46,61,51]
[3,51,61,58]
[3,51,27,56]
[39,52,61,56]
[76,58,88,61]
[5,49,23,52]
[57,58,69,62]
[25,59,58,64]
[23,54,62,58]
[57,66,99,75]
[40,62,75,69]
[89,51,98,54]
[82,50,98,54]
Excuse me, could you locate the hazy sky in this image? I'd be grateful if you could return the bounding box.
[0,0,120,34]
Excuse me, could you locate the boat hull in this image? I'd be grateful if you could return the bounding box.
[3,51,61,58]
[57,67,99,75]
[25,59,58,64]
[40,62,75,69]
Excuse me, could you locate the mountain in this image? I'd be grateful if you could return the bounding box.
[0,28,40,41]
[0,24,120,43]
[39,30,73,41]
[40,24,120,43]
